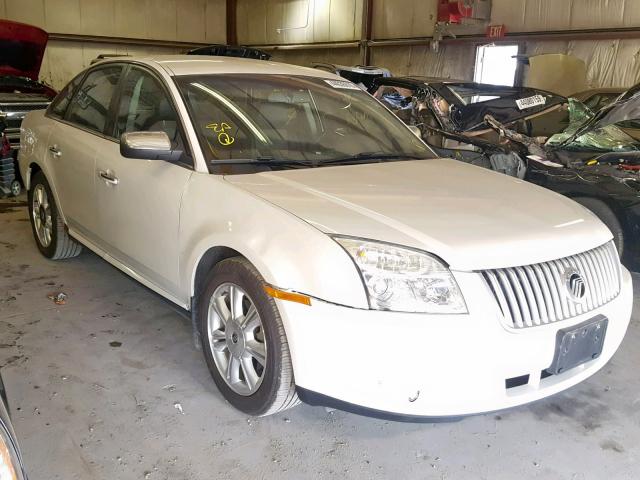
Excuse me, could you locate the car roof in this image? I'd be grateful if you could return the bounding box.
[97,55,341,79]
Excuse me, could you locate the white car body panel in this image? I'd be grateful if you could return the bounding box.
[225,158,613,271]
[17,55,633,418]
[179,172,369,308]
[93,140,192,296]
[283,268,632,416]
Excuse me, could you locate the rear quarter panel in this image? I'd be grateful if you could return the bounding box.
[18,110,53,190]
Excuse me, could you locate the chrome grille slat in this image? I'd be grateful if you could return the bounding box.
[583,251,601,304]
[481,241,621,329]
[532,263,557,322]
[496,269,524,328]
[523,265,547,324]
[506,268,533,327]
[574,254,595,311]
[593,248,610,300]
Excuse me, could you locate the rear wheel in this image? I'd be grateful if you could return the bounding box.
[574,197,624,257]
[28,171,82,259]
[198,257,299,416]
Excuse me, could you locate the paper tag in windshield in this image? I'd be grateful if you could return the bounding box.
[516,94,547,110]
[324,79,361,90]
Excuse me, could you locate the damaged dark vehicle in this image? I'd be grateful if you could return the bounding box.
[0,19,55,197]
[372,77,640,270]
[314,63,391,91]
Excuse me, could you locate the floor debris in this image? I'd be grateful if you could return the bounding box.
[47,292,67,305]
[173,402,184,414]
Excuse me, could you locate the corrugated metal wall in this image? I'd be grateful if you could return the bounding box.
[244,0,640,88]
[237,0,363,44]
[492,0,640,31]
[0,0,226,89]
[3,0,640,89]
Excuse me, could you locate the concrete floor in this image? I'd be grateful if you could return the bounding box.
[1,194,639,480]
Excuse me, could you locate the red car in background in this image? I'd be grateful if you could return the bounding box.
[0,19,55,197]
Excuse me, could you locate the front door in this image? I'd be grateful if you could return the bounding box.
[95,66,193,298]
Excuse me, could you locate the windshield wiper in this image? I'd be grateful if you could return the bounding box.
[209,153,428,168]
[210,157,311,165]
[318,152,427,165]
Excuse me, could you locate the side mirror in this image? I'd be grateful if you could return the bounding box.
[120,131,179,160]
[408,125,422,138]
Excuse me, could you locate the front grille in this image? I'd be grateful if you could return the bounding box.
[4,128,20,149]
[0,102,51,112]
[482,241,621,329]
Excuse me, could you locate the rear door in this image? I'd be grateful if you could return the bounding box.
[94,65,193,297]
[47,65,124,241]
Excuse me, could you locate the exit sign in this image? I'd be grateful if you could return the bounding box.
[486,24,507,38]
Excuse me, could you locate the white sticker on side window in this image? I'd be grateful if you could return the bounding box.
[324,79,361,90]
[515,94,547,110]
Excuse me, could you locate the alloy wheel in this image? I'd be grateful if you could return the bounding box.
[32,184,52,247]
[207,282,267,396]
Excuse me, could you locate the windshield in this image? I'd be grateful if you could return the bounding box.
[562,124,640,152]
[547,99,640,152]
[175,74,434,171]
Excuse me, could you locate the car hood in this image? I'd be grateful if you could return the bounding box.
[224,159,612,271]
[0,20,48,81]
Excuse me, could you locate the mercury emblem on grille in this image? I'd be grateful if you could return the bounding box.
[564,267,586,301]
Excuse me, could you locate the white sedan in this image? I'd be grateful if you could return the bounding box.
[19,56,632,420]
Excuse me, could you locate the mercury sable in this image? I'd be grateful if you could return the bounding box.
[18,56,632,420]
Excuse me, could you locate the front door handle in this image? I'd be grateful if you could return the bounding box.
[48,145,62,157]
[98,170,119,185]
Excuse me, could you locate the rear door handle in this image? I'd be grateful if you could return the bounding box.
[98,170,119,185]
[48,145,62,157]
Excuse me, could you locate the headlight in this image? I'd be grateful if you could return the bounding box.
[0,422,23,480]
[334,237,467,314]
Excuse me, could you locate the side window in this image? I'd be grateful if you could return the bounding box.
[66,66,122,134]
[115,68,191,165]
[48,72,84,119]
[116,68,179,141]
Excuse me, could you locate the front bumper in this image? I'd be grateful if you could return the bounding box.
[277,267,633,418]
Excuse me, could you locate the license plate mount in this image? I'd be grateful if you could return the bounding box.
[546,315,608,375]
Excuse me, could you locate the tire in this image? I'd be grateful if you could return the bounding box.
[198,257,299,416]
[574,197,624,257]
[28,171,82,259]
[10,180,21,197]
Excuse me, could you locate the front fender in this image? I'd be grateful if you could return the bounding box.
[179,173,368,309]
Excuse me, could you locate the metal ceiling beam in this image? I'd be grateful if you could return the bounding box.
[254,41,360,51]
[48,33,207,50]
[368,27,640,48]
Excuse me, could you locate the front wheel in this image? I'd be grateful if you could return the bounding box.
[28,171,82,259]
[198,257,299,416]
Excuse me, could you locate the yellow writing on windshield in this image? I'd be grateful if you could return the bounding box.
[206,122,235,147]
